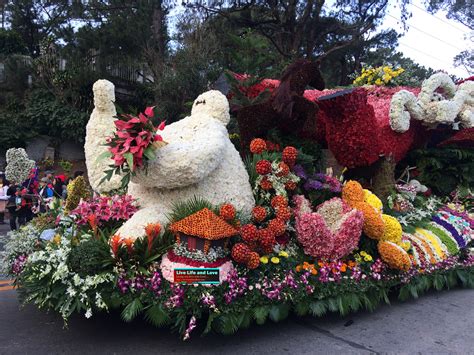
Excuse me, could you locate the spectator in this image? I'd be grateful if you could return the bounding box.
[37,177,54,213]
[0,175,8,225]
[53,176,64,198]
[16,187,30,226]
[6,184,19,230]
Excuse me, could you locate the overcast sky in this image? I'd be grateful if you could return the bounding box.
[382,0,472,78]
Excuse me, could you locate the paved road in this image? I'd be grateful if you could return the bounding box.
[1,223,473,354]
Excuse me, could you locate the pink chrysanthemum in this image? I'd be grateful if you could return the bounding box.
[294,196,364,260]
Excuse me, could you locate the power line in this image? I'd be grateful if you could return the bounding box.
[386,13,465,51]
[398,41,455,67]
[409,2,470,34]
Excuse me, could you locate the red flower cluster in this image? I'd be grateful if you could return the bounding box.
[230,74,280,99]
[107,106,165,171]
[231,196,291,269]
[313,87,424,168]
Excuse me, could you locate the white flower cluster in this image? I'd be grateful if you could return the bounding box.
[23,236,114,320]
[0,224,41,274]
[5,148,35,184]
[396,196,443,227]
[254,161,300,203]
[389,73,474,133]
[173,241,227,262]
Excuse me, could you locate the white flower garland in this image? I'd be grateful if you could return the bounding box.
[389,73,474,132]
[389,90,422,133]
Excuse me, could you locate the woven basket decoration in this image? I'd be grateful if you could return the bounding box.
[170,208,238,240]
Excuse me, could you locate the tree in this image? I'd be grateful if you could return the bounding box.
[424,0,473,30]
[6,0,73,57]
[0,28,27,55]
[184,0,402,86]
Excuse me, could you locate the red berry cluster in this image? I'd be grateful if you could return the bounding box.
[282,146,298,167]
[249,138,280,154]
[252,206,267,222]
[231,196,292,270]
[219,203,236,221]
[255,160,272,175]
[249,138,267,154]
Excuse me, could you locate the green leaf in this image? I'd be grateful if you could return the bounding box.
[269,304,290,322]
[349,293,361,312]
[96,150,113,162]
[309,301,327,317]
[294,301,310,316]
[236,311,252,329]
[433,275,444,291]
[121,298,143,322]
[253,306,270,325]
[123,152,134,171]
[143,146,156,161]
[409,284,419,298]
[99,169,114,185]
[337,295,350,316]
[399,285,410,301]
[203,312,217,335]
[456,270,467,285]
[327,298,339,312]
[143,304,170,327]
[216,314,239,335]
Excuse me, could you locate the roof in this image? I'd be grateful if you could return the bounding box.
[170,208,238,240]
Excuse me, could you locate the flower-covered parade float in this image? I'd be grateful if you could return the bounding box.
[2,60,474,340]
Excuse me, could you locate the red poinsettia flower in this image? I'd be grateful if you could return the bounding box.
[144,106,155,117]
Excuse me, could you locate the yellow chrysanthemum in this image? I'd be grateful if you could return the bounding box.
[363,189,383,211]
[278,250,289,258]
[260,256,269,264]
[271,257,280,264]
[381,214,403,243]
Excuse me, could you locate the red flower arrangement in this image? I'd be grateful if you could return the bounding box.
[102,106,166,187]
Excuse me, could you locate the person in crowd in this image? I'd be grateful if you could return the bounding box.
[16,187,31,226]
[53,176,64,199]
[0,175,9,225]
[62,177,73,199]
[6,183,19,230]
[36,177,54,214]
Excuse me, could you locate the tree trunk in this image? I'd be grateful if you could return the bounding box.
[371,156,396,203]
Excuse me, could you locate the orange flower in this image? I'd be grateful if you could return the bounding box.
[110,234,122,257]
[123,237,134,254]
[87,214,98,236]
[296,265,302,272]
[303,261,310,269]
[145,223,161,253]
[310,267,318,275]
[340,264,347,272]
[347,260,356,268]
